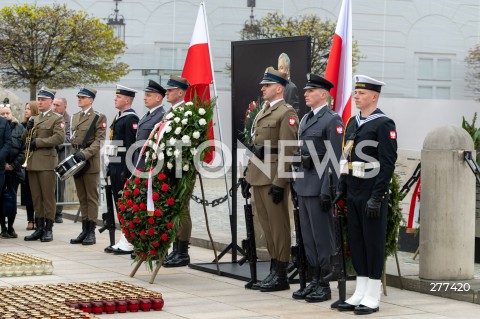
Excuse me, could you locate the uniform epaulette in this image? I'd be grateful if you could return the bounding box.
[53,112,62,116]
[94,110,104,116]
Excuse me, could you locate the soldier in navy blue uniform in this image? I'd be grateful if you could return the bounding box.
[104,84,139,254]
[292,74,343,302]
[334,75,397,315]
[134,80,166,170]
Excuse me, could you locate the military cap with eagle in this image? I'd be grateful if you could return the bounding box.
[303,73,334,91]
[354,75,386,93]
[165,75,190,90]
[144,80,166,97]
[259,66,289,87]
[77,87,97,99]
[37,87,56,99]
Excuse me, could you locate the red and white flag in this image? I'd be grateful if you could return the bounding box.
[325,0,353,124]
[407,177,421,233]
[182,2,215,163]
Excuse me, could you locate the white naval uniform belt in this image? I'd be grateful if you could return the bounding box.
[340,160,380,177]
[347,161,380,170]
[105,144,127,156]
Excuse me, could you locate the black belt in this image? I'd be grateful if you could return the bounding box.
[251,145,278,159]
[72,143,91,149]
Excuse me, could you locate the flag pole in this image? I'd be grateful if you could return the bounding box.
[201,1,232,216]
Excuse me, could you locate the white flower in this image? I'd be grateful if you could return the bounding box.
[166,112,174,120]
[199,118,207,126]
[185,111,193,117]
[181,135,191,144]
[174,150,181,157]
[156,152,164,161]
[183,164,190,171]
[167,162,173,169]
[190,148,198,156]
[181,118,188,125]
[166,148,173,156]
[174,117,180,123]
[165,125,172,133]
[174,127,182,135]
[159,143,165,150]
[169,137,176,146]
[144,151,150,160]
[185,102,194,106]
[198,108,206,115]
[152,152,157,160]
[192,131,200,139]
[178,107,184,112]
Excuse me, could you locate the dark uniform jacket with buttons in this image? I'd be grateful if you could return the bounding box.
[108,109,139,177]
[23,110,65,171]
[337,109,397,199]
[0,116,12,172]
[135,106,165,169]
[246,100,299,189]
[71,109,107,174]
[294,106,344,197]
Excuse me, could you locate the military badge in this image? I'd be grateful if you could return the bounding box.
[60,122,65,129]
[336,126,344,134]
[102,122,107,129]
[390,130,397,139]
[288,117,296,126]
[132,123,138,130]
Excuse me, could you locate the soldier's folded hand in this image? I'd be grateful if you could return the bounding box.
[268,185,284,204]
[365,197,382,219]
[73,151,85,162]
[320,194,331,211]
[239,178,251,199]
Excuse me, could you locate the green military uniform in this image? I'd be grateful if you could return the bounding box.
[71,109,107,221]
[24,101,65,242]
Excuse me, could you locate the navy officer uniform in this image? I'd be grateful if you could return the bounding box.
[105,84,139,254]
[292,74,344,302]
[335,75,397,315]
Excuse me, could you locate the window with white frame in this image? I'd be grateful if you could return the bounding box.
[416,54,453,99]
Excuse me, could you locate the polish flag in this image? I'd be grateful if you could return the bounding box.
[325,0,352,124]
[182,2,214,163]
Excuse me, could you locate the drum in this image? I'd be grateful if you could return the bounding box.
[55,154,86,181]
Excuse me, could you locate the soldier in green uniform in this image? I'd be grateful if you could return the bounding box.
[246,67,299,292]
[24,87,65,242]
[69,87,107,245]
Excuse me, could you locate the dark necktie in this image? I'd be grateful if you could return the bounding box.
[146,111,150,116]
[306,111,314,124]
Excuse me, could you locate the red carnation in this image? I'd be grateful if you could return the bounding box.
[337,199,344,207]
[123,229,129,236]
[128,221,134,229]
[161,233,168,242]
[140,230,146,236]
[132,204,139,212]
[161,183,169,192]
[142,253,147,259]
[148,228,156,236]
[126,199,133,208]
[167,198,175,206]
[152,192,160,201]
[145,180,148,186]
[134,177,141,185]
[130,232,136,238]
[148,217,155,225]
[166,222,173,229]
[117,212,121,220]
[134,217,140,224]
[117,199,122,206]
[133,188,140,196]
[124,190,130,197]
[120,218,126,226]
[139,202,147,210]
[125,179,130,186]
[152,241,160,247]
[158,173,166,181]
[154,209,162,217]
[119,204,125,212]
[150,250,157,255]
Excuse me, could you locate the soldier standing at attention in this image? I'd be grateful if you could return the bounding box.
[292,74,344,302]
[104,84,139,255]
[24,87,65,242]
[69,87,107,246]
[246,67,299,292]
[52,97,71,223]
[334,75,397,315]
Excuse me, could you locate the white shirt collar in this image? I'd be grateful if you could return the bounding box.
[147,104,163,114]
[269,98,284,107]
[83,107,92,116]
[312,103,328,115]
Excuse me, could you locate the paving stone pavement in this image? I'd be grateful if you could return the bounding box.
[2,176,480,318]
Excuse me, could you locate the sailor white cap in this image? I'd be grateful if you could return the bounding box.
[116,84,138,97]
[354,75,385,93]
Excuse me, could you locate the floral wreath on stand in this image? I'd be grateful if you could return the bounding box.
[117,95,215,270]
[242,97,264,145]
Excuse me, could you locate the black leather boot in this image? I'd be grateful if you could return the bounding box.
[292,267,319,299]
[40,219,54,242]
[82,221,96,245]
[260,260,290,292]
[70,220,88,244]
[163,240,179,262]
[0,218,9,238]
[55,213,63,223]
[24,218,45,241]
[305,268,331,302]
[163,240,190,267]
[251,259,276,290]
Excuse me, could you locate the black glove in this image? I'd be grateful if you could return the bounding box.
[26,119,34,130]
[333,191,345,205]
[268,185,284,204]
[239,178,251,199]
[366,197,382,219]
[30,139,36,151]
[320,194,331,211]
[73,151,85,162]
